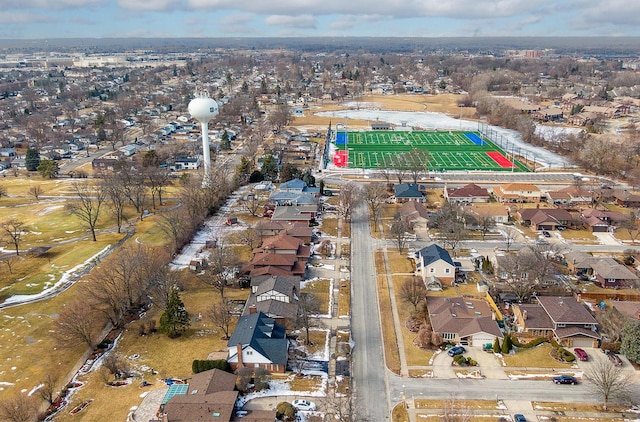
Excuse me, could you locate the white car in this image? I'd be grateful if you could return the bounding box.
[292,399,316,411]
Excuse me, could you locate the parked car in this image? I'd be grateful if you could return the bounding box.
[605,350,623,366]
[542,230,551,237]
[553,375,578,385]
[292,399,317,411]
[574,348,588,361]
[447,346,466,357]
[514,414,527,422]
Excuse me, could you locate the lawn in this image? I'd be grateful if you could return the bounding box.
[415,399,505,410]
[301,278,332,316]
[502,343,575,369]
[387,250,414,273]
[320,217,338,237]
[377,273,401,374]
[338,279,350,318]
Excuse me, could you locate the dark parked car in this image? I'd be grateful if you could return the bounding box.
[574,348,588,361]
[605,350,623,366]
[447,346,466,357]
[553,375,578,385]
[542,230,551,237]
[514,414,527,422]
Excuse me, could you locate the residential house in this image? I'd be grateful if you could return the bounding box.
[492,183,542,203]
[399,201,429,229]
[611,301,640,321]
[518,208,572,230]
[426,296,503,347]
[614,191,640,208]
[444,183,490,205]
[243,275,301,324]
[533,107,564,122]
[227,312,289,373]
[91,157,120,172]
[591,260,638,289]
[414,244,457,286]
[268,191,319,206]
[465,204,510,224]
[394,183,424,203]
[580,208,628,232]
[254,221,313,244]
[546,186,593,205]
[254,232,312,263]
[513,296,599,348]
[170,156,201,171]
[270,205,316,224]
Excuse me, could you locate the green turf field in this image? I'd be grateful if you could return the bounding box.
[333,130,529,172]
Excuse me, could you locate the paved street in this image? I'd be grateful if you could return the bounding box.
[350,201,391,421]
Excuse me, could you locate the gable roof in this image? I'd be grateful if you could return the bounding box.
[400,201,429,220]
[280,178,307,190]
[260,232,304,251]
[227,312,288,366]
[394,183,424,198]
[592,260,638,280]
[426,296,502,338]
[536,296,597,325]
[416,244,454,267]
[446,183,489,199]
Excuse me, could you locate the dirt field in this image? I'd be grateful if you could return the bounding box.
[292,94,477,131]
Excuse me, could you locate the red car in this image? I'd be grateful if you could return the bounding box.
[574,348,588,361]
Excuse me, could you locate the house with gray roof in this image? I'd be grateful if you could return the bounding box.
[394,183,424,203]
[414,244,457,285]
[227,312,288,373]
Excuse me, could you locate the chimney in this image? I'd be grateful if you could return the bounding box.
[236,344,244,368]
[249,305,257,315]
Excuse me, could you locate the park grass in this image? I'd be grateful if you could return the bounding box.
[338,279,350,318]
[301,278,332,316]
[1,233,125,298]
[502,343,575,369]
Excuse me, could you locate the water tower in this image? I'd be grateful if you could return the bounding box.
[188,90,219,182]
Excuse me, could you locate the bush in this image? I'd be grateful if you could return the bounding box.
[276,402,297,420]
[601,341,621,353]
[192,359,231,374]
[511,336,548,349]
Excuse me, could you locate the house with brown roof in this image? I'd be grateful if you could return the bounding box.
[444,183,490,205]
[426,296,503,347]
[614,191,640,208]
[399,201,429,228]
[591,260,638,289]
[518,208,572,230]
[513,296,600,348]
[161,369,276,422]
[611,301,640,321]
[464,204,509,224]
[492,183,542,203]
[254,232,311,262]
[242,252,306,277]
[546,186,593,205]
[580,208,628,232]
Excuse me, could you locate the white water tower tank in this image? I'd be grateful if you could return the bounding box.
[188,93,219,183]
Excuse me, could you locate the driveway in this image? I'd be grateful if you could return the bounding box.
[465,348,506,379]
[431,350,456,379]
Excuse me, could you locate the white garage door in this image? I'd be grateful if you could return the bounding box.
[572,338,595,348]
[471,334,495,347]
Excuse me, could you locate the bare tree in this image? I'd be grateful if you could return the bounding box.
[620,212,640,243]
[0,184,6,199]
[399,277,427,311]
[363,182,387,231]
[202,245,238,298]
[54,299,105,349]
[3,255,20,274]
[38,374,59,406]
[0,219,28,255]
[236,227,261,250]
[100,175,128,234]
[442,394,473,422]
[389,214,412,253]
[66,182,106,241]
[338,182,361,222]
[148,267,183,310]
[476,215,496,240]
[296,292,322,345]
[207,297,235,340]
[144,166,171,209]
[157,207,190,254]
[585,357,635,409]
[0,394,38,422]
[28,185,43,200]
[502,226,520,252]
[240,190,265,217]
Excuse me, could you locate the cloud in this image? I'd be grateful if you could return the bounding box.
[2,11,51,23]
[219,13,254,25]
[264,15,316,29]
[1,0,104,9]
[117,0,185,11]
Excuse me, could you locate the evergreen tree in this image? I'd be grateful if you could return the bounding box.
[260,154,278,180]
[25,148,40,171]
[160,290,190,338]
[493,337,501,353]
[37,159,59,179]
[621,320,640,364]
[220,130,231,151]
[501,334,512,354]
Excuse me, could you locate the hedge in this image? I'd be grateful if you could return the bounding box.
[511,336,548,349]
[192,359,231,374]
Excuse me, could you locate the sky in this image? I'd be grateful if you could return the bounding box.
[2,0,640,39]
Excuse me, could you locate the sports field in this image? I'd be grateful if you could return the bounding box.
[332,130,528,172]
